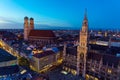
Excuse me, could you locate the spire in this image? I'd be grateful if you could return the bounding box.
[82,8,88,31]
[84,8,87,20]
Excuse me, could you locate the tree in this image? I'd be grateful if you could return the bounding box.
[18,57,30,68]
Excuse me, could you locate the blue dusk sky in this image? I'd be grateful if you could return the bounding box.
[0,0,120,30]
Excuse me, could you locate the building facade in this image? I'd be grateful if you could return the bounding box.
[62,11,120,80]
[24,17,56,46]
[63,46,77,75]
[31,50,61,73]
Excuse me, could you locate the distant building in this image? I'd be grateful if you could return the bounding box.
[90,36,120,47]
[62,10,120,80]
[24,17,56,46]
[0,48,19,77]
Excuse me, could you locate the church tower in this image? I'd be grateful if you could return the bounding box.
[29,17,34,32]
[24,16,29,40]
[77,10,88,77]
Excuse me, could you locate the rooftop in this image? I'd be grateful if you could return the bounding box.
[29,30,55,38]
[87,52,120,68]
[0,48,17,62]
[33,50,55,58]
[89,44,108,51]
[0,65,19,75]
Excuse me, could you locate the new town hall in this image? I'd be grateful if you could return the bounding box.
[62,11,120,80]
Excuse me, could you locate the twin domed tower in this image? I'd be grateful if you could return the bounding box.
[24,16,34,40]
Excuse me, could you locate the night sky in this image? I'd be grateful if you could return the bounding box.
[0,0,120,30]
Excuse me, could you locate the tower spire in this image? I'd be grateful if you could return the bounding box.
[82,9,88,32]
[84,8,87,20]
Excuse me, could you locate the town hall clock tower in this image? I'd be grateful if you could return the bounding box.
[77,10,88,77]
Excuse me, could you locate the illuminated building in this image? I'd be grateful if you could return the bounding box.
[31,50,61,73]
[77,9,88,77]
[62,10,120,80]
[24,17,56,46]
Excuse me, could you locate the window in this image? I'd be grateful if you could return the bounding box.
[108,69,112,74]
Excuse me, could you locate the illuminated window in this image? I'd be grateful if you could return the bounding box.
[71,70,77,75]
[95,78,98,80]
[91,68,95,72]
[108,69,112,74]
[86,74,89,78]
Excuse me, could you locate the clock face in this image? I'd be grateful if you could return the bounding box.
[80,52,84,58]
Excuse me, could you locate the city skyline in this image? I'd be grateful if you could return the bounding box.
[0,0,120,30]
[0,1,120,79]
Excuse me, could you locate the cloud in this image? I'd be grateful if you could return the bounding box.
[0,16,74,29]
[0,19,12,24]
[0,16,23,29]
[0,20,10,24]
[0,16,19,24]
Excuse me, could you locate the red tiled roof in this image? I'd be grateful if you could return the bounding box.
[29,30,55,38]
[33,50,55,58]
